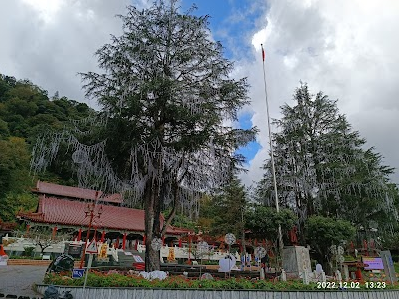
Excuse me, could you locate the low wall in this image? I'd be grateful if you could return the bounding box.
[36,285,399,299]
[5,259,81,268]
[7,259,51,266]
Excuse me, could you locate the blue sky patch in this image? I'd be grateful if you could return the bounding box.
[181,0,264,59]
[180,0,263,164]
[235,112,261,164]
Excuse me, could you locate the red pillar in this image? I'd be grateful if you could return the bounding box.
[363,240,368,256]
[101,230,105,242]
[355,267,363,280]
[52,226,57,239]
[24,224,31,238]
[122,233,127,250]
[115,237,120,249]
[350,241,355,252]
[143,235,146,245]
[178,238,182,248]
[188,235,192,263]
[77,228,82,241]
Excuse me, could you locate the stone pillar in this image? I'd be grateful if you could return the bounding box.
[282,246,311,278]
[335,270,342,282]
[280,269,287,281]
[260,267,265,279]
[321,271,326,282]
[343,264,349,281]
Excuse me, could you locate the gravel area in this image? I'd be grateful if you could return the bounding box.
[0,265,47,297]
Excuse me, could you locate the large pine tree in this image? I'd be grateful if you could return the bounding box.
[257,83,398,242]
[32,0,256,271]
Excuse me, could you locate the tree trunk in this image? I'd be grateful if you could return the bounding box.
[161,180,178,236]
[144,179,161,272]
[241,209,246,259]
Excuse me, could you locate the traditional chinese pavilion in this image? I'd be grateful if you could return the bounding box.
[17,181,191,249]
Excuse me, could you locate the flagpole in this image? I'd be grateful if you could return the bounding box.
[261,44,284,260]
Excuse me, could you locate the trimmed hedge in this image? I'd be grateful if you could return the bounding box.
[44,272,399,290]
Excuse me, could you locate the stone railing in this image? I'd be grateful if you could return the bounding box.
[35,285,399,299]
[137,244,240,261]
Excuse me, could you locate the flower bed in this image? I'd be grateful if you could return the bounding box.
[44,271,399,290]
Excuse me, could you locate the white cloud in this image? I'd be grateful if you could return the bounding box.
[239,0,399,186]
[21,0,64,23]
[0,0,397,187]
[0,0,150,106]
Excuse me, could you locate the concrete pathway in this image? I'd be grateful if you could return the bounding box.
[0,265,46,297]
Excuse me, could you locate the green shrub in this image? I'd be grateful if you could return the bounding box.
[23,246,36,257]
[43,271,399,290]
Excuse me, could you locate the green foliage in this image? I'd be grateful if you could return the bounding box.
[23,246,36,257]
[245,205,297,240]
[0,192,37,221]
[198,177,247,237]
[305,215,356,265]
[69,0,257,272]
[45,271,321,289]
[169,212,196,230]
[0,118,9,138]
[0,73,95,222]
[0,74,92,143]
[43,271,399,290]
[9,255,43,260]
[0,137,31,190]
[382,232,399,251]
[0,137,36,221]
[257,83,398,242]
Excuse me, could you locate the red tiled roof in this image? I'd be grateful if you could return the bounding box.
[18,197,189,235]
[33,181,122,204]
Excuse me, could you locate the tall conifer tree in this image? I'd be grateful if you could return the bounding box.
[257,84,397,242]
[32,1,256,270]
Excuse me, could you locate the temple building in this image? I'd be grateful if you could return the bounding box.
[17,181,191,250]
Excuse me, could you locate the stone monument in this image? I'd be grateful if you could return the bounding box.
[282,246,311,277]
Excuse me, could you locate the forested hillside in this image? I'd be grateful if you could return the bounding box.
[0,73,94,221]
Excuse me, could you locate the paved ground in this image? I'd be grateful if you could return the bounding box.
[0,265,47,297]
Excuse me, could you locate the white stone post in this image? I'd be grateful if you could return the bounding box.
[280,269,287,281]
[335,270,342,283]
[260,267,265,279]
[343,264,349,281]
[321,271,326,282]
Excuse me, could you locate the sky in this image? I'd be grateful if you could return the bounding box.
[0,0,398,187]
